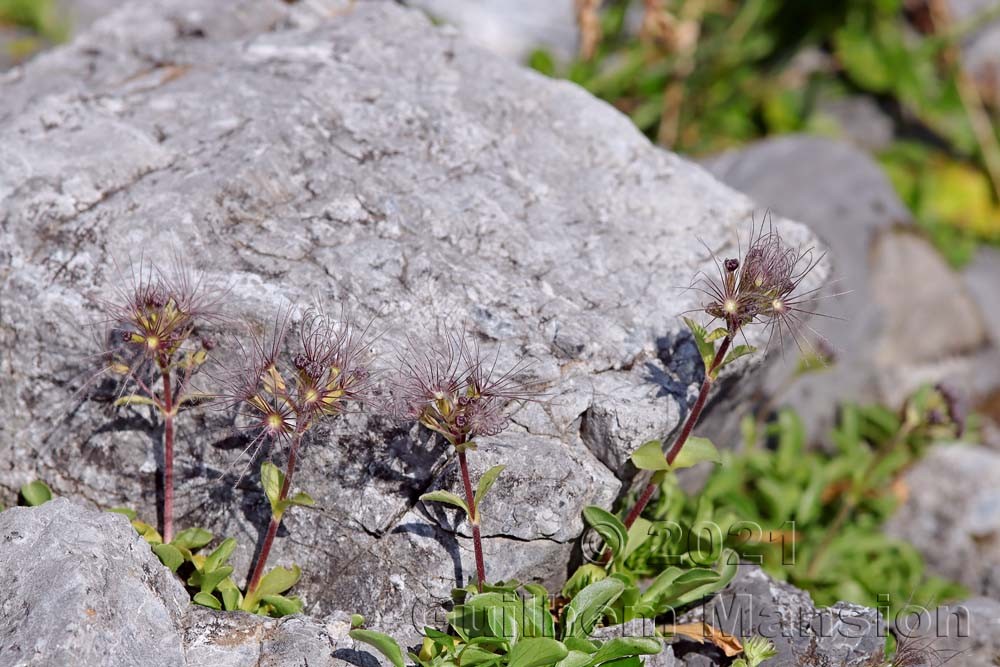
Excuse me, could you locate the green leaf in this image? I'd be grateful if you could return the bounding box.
[672,550,739,609]
[563,638,598,654]
[597,657,642,667]
[244,564,301,612]
[255,564,301,597]
[261,594,303,617]
[683,317,717,374]
[261,462,285,517]
[588,638,662,665]
[203,537,237,573]
[721,344,756,370]
[171,527,213,551]
[562,564,608,599]
[132,519,162,544]
[563,577,625,638]
[670,437,721,470]
[582,506,628,560]
[419,490,470,517]
[508,638,569,667]
[485,604,518,641]
[113,394,159,408]
[198,565,234,595]
[704,327,729,343]
[474,465,505,507]
[523,588,556,639]
[621,517,653,563]
[108,507,137,521]
[351,614,365,629]
[630,440,669,471]
[287,490,315,507]
[350,629,406,667]
[457,644,502,666]
[20,480,52,506]
[193,591,222,610]
[218,579,241,611]
[152,543,185,572]
[274,491,316,517]
[556,651,595,667]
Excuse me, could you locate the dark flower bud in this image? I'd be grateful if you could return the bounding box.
[934,382,966,437]
[724,258,739,272]
[201,337,216,351]
[292,353,310,370]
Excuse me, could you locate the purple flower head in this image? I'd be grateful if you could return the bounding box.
[218,308,375,454]
[98,257,224,395]
[694,216,827,349]
[390,330,537,449]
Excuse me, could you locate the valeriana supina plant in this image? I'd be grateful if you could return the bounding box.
[99,259,221,543]
[220,309,374,606]
[619,221,826,532]
[390,331,536,592]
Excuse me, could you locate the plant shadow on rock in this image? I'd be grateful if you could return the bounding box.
[332,648,382,667]
[392,517,464,593]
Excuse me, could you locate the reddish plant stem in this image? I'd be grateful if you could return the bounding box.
[622,335,733,531]
[161,367,175,544]
[457,446,486,592]
[246,429,304,595]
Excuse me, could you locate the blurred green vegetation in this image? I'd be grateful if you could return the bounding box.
[0,0,69,62]
[625,386,969,621]
[530,0,1000,266]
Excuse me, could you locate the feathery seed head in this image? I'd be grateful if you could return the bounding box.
[696,217,825,348]
[390,330,536,449]
[220,309,374,451]
[99,257,223,396]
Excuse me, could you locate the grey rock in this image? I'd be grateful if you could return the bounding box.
[869,229,994,407]
[885,444,1000,595]
[424,431,618,542]
[182,608,358,667]
[814,95,895,152]
[677,565,885,667]
[0,497,188,666]
[704,135,998,434]
[0,0,825,647]
[964,247,1000,347]
[574,368,684,482]
[893,597,1000,667]
[0,498,363,667]
[963,246,1000,440]
[404,0,579,62]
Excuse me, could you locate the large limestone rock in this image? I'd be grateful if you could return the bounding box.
[0,0,823,641]
[0,498,359,667]
[894,597,1000,667]
[885,444,1000,596]
[0,498,189,665]
[677,566,885,667]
